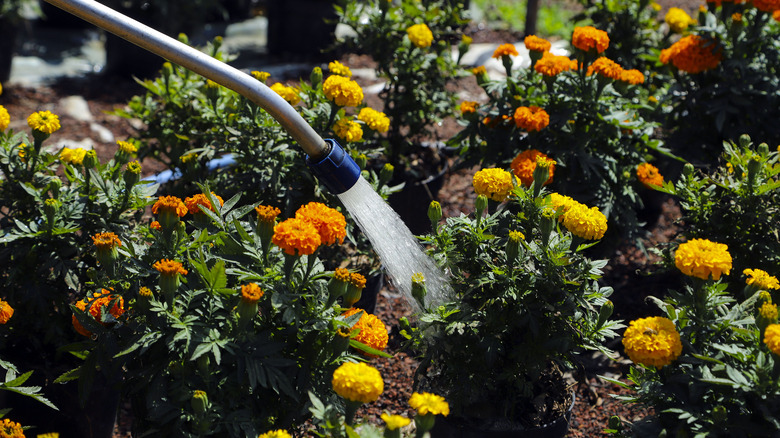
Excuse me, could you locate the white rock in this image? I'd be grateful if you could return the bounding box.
[90,123,115,143]
[59,96,93,122]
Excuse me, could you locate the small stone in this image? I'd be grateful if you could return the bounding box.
[59,96,93,122]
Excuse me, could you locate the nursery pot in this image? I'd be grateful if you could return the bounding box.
[387,146,451,235]
[0,18,20,83]
[430,392,576,438]
[266,0,337,57]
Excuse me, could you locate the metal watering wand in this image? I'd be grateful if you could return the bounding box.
[41,0,361,194]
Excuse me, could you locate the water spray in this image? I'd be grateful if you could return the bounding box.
[43,0,451,310]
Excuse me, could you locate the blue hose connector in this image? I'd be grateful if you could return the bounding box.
[306,139,361,194]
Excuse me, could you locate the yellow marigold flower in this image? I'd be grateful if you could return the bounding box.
[744,268,780,290]
[251,70,271,82]
[205,79,220,89]
[381,413,411,430]
[620,69,645,85]
[241,283,264,304]
[409,392,450,416]
[587,57,624,80]
[513,106,549,132]
[117,140,137,154]
[322,75,364,107]
[180,152,196,164]
[257,430,292,438]
[60,147,87,165]
[471,65,487,76]
[534,51,575,76]
[674,238,732,280]
[0,299,14,325]
[154,259,188,276]
[759,302,778,320]
[472,168,514,202]
[0,105,9,132]
[637,163,664,188]
[255,205,281,223]
[622,316,682,368]
[328,60,352,77]
[269,82,301,105]
[561,203,608,240]
[665,7,696,33]
[357,107,390,133]
[407,23,433,48]
[343,307,389,354]
[139,286,153,298]
[349,273,367,289]
[295,202,347,246]
[765,324,780,355]
[511,149,555,187]
[184,192,224,215]
[0,418,24,438]
[334,268,351,283]
[91,231,121,250]
[27,110,61,134]
[333,118,364,143]
[152,195,188,217]
[492,43,519,58]
[459,101,478,114]
[331,361,384,403]
[37,433,59,438]
[571,26,610,53]
[659,35,722,73]
[272,218,321,256]
[753,0,780,12]
[651,1,662,10]
[127,161,142,174]
[524,35,551,52]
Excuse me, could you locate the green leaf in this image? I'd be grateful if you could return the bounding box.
[348,340,392,358]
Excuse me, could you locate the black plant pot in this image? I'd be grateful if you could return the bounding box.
[352,272,383,315]
[430,393,576,438]
[266,0,337,57]
[0,19,19,83]
[387,162,449,236]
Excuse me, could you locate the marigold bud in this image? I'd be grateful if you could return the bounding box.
[83,149,99,169]
[310,66,323,88]
[379,163,395,186]
[596,300,614,329]
[428,201,442,230]
[191,390,209,414]
[411,272,427,308]
[758,143,769,156]
[475,194,488,219]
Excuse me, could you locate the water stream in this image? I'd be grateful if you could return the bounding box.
[338,176,452,312]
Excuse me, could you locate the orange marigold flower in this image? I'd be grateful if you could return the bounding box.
[153,259,188,276]
[152,196,188,217]
[272,218,321,256]
[572,26,610,53]
[295,202,347,246]
[0,418,24,438]
[753,0,780,12]
[343,308,389,354]
[460,101,478,114]
[471,65,487,76]
[256,205,282,223]
[513,106,549,132]
[0,299,14,324]
[492,43,519,58]
[185,192,224,215]
[524,35,551,52]
[91,231,122,250]
[637,163,664,188]
[660,35,722,73]
[150,221,161,230]
[587,57,624,80]
[72,289,125,337]
[773,9,780,21]
[620,69,646,85]
[534,51,575,76]
[510,149,556,187]
[241,283,264,304]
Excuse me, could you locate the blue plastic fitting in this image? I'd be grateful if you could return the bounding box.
[306,139,361,194]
